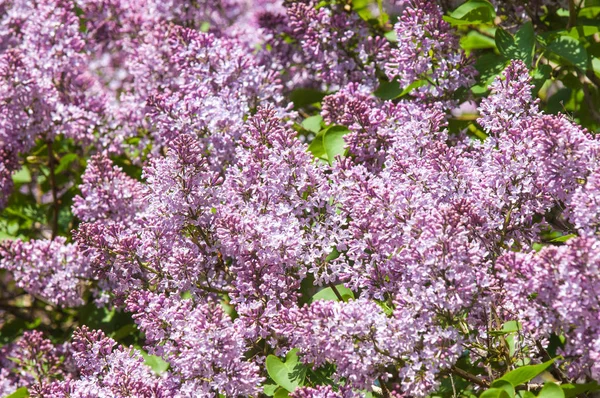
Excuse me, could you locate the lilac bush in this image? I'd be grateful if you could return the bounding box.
[1,0,600,397]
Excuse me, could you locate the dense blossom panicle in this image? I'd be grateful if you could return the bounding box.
[47,326,176,397]
[74,135,223,299]
[322,84,449,172]
[281,299,396,390]
[0,238,91,307]
[260,1,390,90]
[145,27,285,167]
[0,0,108,205]
[218,108,344,325]
[0,0,108,144]
[0,331,71,397]
[496,237,600,380]
[140,134,227,293]
[78,0,283,41]
[478,60,540,135]
[0,155,14,208]
[73,154,145,223]
[126,291,263,396]
[385,0,475,99]
[281,299,460,396]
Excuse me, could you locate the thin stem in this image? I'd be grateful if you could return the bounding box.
[450,366,490,388]
[567,0,576,30]
[328,282,344,301]
[491,304,513,373]
[534,339,569,383]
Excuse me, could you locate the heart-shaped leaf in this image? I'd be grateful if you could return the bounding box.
[266,349,306,392]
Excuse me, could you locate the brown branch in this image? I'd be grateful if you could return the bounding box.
[328,282,344,301]
[450,366,490,388]
[535,339,569,383]
[567,0,577,30]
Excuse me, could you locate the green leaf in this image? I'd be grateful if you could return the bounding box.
[517,392,536,398]
[301,115,323,134]
[139,350,170,374]
[265,349,307,393]
[549,234,577,243]
[538,382,565,398]
[325,247,340,262]
[496,27,515,57]
[384,29,397,42]
[307,130,327,160]
[290,89,326,109]
[400,80,428,97]
[460,30,497,50]
[578,6,600,19]
[480,388,512,398]
[11,167,31,184]
[450,0,495,19]
[323,126,350,163]
[310,284,355,303]
[592,57,600,78]
[495,23,535,66]
[490,380,515,397]
[375,79,427,100]
[375,80,402,100]
[5,387,29,398]
[110,323,137,341]
[561,382,600,397]
[489,320,521,336]
[566,25,600,39]
[55,153,79,174]
[274,388,291,398]
[497,358,559,387]
[514,22,535,66]
[531,64,552,95]
[547,35,588,71]
[263,384,279,396]
[475,53,509,87]
[443,0,495,25]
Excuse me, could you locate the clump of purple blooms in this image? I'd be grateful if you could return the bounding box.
[0,0,599,397]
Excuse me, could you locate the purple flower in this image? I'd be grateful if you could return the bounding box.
[385,0,475,99]
[126,291,263,396]
[0,238,91,307]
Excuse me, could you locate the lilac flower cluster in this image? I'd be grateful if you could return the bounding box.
[0,331,71,397]
[497,237,600,380]
[385,0,475,99]
[127,291,263,396]
[0,237,91,307]
[1,0,599,397]
[259,1,390,90]
[218,107,344,334]
[280,298,460,395]
[48,326,175,397]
